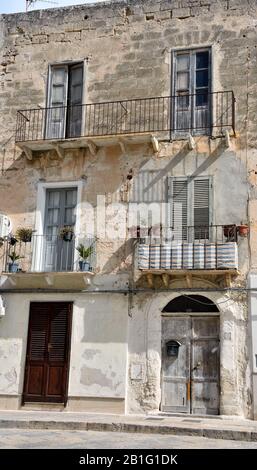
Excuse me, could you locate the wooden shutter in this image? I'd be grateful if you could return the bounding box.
[28,305,48,361]
[67,63,83,138]
[168,178,188,240]
[193,178,210,239]
[48,306,69,362]
[46,65,68,139]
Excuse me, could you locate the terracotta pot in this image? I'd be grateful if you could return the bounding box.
[238,225,249,237]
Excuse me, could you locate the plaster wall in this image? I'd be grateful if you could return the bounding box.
[0,292,128,411]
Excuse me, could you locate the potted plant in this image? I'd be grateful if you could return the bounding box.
[76,243,93,271]
[237,223,249,237]
[8,251,22,273]
[223,224,237,241]
[59,225,74,242]
[8,235,18,246]
[16,227,33,243]
[0,237,4,248]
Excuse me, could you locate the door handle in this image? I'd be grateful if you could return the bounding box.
[193,361,201,371]
[47,343,52,352]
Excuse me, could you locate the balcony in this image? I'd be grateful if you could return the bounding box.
[15,91,235,158]
[134,224,239,288]
[0,235,96,290]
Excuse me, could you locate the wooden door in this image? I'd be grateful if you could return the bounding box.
[161,316,191,413]
[161,315,220,414]
[23,302,72,404]
[44,188,77,272]
[191,317,220,415]
[173,50,211,135]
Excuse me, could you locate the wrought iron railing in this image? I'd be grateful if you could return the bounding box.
[136,224,239,271]
[0,235,96,273]
[15,91,235,143]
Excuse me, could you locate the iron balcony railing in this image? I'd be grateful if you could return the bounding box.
[136,224,239,271]
[0,235,96,274]
[15,91,235,143]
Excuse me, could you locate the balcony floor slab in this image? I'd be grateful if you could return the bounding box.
[0,271,95,290]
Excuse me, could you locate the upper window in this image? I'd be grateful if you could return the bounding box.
[173,49,211,135]
[45,63,83,140]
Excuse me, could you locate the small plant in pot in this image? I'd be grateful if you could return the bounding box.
[237,222,249,237]
[8,251,22,273]
[16,227,33,243]
[59,225,74,242]
[76,243,93,271]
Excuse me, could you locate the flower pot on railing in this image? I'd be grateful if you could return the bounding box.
[59,226,74,242]
[8,262,19,273]
[78,260,90,272]
[223,224,237,241]
[238,224,249,237]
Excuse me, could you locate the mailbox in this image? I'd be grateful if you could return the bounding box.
[166,340,181,357]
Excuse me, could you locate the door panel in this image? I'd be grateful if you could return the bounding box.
[23,302,72,404]
[191,317,220,415]
[161,315,220,415]
[44,188,77,272]
[173,50,211,135]
[67,64,83,138]
[46,66,68,139]
[161,316,191,412]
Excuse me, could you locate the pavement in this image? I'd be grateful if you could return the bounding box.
[0,410,257,441]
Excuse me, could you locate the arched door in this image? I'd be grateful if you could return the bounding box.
[161,295,220,415]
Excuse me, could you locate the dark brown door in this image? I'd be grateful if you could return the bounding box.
[23,302,72,404]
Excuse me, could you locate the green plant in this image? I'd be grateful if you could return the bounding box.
[76,243,93,260]
[8,251,23,263]
[59,225,74,236]
[16,227,33,242]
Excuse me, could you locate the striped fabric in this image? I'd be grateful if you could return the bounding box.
[138,244,150,269]
[205,243,216,269]
[171,242,182,269]
[160,244,172,269]
[138,242,238,271]
[182,243,193,269]
[193,243,205,269]
[217,242,238,269]
[149,244,161,269]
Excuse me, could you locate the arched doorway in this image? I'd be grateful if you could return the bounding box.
[161,295,220,415]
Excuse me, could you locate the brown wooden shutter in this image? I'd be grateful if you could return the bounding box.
[48,305,69,362]
[28,304,49,361]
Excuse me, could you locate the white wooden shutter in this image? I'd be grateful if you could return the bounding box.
[168,177,188,241]
[193,178,210,239]
[46,66,68,139]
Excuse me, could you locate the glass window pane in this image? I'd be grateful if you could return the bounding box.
[177,54,189,72]
[196,89,208,106]
[196,70,208,87]
[52,68,66,85]
[177,72,189,90]
[196,51,209,69]
[48,191,60,208]
[47,208,59,225]
[71,67,83,85]
[177,94,189,109]
[66,189,77,206]
[52,85,65,104]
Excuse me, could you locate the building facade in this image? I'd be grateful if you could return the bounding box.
[0,0,255,418]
